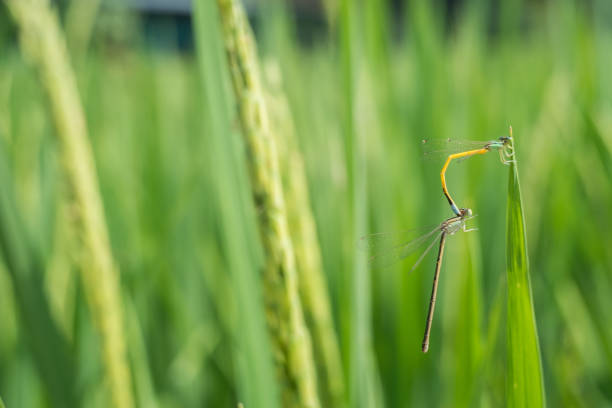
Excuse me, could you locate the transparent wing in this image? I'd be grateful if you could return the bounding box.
[407,230,444,273]
[359,225,443,270]
[358,223,440,252]
[443,217,468,236]
[421,138,491,161]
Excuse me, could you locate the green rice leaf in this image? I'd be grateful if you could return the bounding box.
[0,139,78,408]
[192,1,279,407]
[505,130,546,408]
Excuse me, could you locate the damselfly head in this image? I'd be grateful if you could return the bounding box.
[460,208,473,217]
[499,135,512,144]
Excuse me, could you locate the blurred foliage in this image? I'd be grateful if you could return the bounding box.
[1,0,612,407]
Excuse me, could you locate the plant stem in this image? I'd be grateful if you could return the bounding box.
[264,61,345,407]
[5,1,134,407]
[215,0,320,407]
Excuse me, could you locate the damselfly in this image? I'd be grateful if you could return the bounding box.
[360,208,476,352]
[422,127,515,216]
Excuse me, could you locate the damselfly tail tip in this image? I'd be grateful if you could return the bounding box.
[422,343,429,353]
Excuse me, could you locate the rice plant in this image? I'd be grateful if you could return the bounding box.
[211,0,320,406]
[5,0,133,406]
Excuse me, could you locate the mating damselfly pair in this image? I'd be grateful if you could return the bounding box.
[423,134,514,216]
[361,128,515,353]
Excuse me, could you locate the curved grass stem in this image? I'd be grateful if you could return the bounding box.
[5,1,134,407]
[215,0,321,406]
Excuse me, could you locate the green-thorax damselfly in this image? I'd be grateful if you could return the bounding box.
[360,208,476,352]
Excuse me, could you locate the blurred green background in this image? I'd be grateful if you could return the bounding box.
[1,0,612,407]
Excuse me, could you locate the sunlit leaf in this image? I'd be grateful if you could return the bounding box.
[505,132,546,408]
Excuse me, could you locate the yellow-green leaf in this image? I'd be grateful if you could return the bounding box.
[506,132,546,407]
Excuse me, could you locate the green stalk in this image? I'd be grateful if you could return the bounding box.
[214,0,320,407]
[65,0,102,58]
[264,61,345,407]
[338,1,380,407]
[0,140,78,408]
[505,128,546,407]
[193,1,279,407]
[5,1,134,407]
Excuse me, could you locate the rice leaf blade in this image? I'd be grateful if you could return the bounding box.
[505,133,546,408]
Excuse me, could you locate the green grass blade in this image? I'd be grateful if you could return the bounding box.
[192,1,279,407]
[338,1,382,407]
[64,0,101,57]
[264,60,346,407]
[6,2,134,407]
[505,130,546,407]
[213,0,321,406]
[0,139,79,408]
